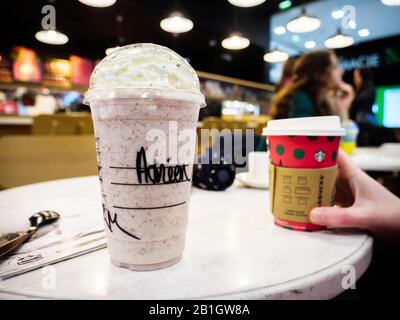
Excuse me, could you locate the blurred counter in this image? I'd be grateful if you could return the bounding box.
[0,115,33,135]
[0,116,33,125]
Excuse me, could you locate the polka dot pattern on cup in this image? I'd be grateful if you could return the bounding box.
[266,135,340,168]
[293,148,305,160]
[276,145,285,155]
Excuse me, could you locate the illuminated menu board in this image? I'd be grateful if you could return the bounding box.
[12,47,42,82]
[70,55,93,87]
[43,58,72,87]
[0,53,12,83]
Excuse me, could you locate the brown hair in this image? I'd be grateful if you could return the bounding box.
[271,50,336,119]
[276,57,297,92]
[355,67,374,92]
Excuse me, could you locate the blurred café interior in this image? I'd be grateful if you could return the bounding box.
[1,0,399,191]
[0,0,400,300]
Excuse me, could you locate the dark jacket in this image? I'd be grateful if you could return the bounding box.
[257,90,315,151]
[350,84,378,126]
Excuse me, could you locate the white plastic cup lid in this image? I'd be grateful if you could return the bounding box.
[262,116,345,136]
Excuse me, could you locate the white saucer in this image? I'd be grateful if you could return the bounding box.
[236,172,269,189]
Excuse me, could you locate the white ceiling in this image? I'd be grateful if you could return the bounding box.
[270,0,400,56]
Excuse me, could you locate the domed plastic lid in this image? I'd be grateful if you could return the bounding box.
[84,43,205,106]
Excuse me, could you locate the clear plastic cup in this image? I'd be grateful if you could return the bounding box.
[84,44,205,270]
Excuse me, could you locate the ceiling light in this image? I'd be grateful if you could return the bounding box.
[105,46,120,55]
[279,0,292,10]
[208,39,217,47]
[35,29,69,45]
[291,34,300,42]
[222,33,250,50]
[263,49,289,63]
[324,29,354,49]
[287,9,321,33]
[274,26,286,35]
[358,28,370,37]
[227,0,266,7]
[160,12,194,33]
[348,20,357,29]
[381,0,400,6]
[78,0,117,7]
[304,40,316,49]
[331,9,345,19]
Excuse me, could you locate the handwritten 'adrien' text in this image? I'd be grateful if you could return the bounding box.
[135,147,191,185]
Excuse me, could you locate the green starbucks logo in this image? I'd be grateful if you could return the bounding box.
[315,150,325,162]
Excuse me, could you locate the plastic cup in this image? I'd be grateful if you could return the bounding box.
[340,119,359,155]
[84,44,205,270]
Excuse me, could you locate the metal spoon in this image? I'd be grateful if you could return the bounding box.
[0,211,60,259]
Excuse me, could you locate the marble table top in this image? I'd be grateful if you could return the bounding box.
[0,176,372,300]
[352,146,400,172]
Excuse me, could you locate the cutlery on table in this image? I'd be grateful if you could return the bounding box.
[0,211,60,259]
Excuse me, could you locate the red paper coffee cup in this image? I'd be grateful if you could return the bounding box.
[268,135,340,169]
[263,116,345,232]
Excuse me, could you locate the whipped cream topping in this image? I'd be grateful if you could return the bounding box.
[85,43,202,102]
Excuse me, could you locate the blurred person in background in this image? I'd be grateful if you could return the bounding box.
[270,50,354,120]
[275,57,297,92]
[256,57,297,151]
[350,68,381,146]
[351,68,377,124]
[258,50,354,153]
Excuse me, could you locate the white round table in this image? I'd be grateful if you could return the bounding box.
[352,147,400,172]
[0,176,372,300]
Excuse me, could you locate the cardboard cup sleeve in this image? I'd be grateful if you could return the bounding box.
[269,163,338,223]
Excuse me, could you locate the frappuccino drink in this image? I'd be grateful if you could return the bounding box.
[84,44,205,270]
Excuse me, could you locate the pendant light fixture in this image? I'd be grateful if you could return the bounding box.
[35,29,69,45]
[222,33,250,50]
[304,40,316,49]
[287,8,321,33]
[160,11,194,34]
[227,0,266,7]
[35,0,69,45]
[381,0,400,6]
[263,49,289,63]
[324,29,354,49]
[274,26,286,35]
[358,28,370,38]
[78,0,117,7]
[222,4,250,50]
[331,9,345,20]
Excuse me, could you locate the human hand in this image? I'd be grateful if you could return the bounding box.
[329,82,354,119]
[309,150,400,239]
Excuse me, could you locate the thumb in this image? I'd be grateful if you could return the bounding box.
[309,206,366,229]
